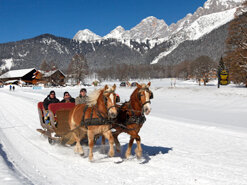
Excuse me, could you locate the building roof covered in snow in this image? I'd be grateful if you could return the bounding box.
[0,68,36,79]
[39,69,65,78]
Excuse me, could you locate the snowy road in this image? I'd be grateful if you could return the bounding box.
[0,80,247,185]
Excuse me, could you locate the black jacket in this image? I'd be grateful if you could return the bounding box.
[60,97,75,103]
[43,95,60,110]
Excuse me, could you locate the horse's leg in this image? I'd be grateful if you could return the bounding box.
[100,135,106,154]
[102,130,115,157]
[87,130,94,161]
[101,135,106,145]
[113,131,121,153]
[72,131,84,155]
[135,135,142,159]
[125,136,134,159]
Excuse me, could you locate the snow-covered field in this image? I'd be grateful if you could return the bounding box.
[0,79,247,185]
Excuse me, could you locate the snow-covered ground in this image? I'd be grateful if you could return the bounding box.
[0,79,247,185]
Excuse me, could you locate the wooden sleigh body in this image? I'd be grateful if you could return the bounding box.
[36,102,76,145]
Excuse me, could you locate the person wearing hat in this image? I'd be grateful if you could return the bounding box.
[43,90,60,110]
[60,92,75,103]
[43,90,60,124]
[75,88,88,105]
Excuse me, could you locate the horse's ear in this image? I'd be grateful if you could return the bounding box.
[112,84,116,90]
[104,85,108,90]
[136,83,142,89]
[147,82,151,87]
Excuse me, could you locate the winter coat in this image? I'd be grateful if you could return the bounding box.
[60,97,75,103]
[43,95,60,110]
[75,95,88,105]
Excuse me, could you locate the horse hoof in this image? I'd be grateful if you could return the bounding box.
[74,148,78,154]
[135,149,142,159]
[89,156,93,161]
[136,154,142,159]
[125,153,130,159]
[108,151,114,157]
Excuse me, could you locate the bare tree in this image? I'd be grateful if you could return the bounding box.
[67,54,89,84]
[190,56,216,86]
[174,60,191,79]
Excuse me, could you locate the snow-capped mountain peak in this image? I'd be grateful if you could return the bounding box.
[73,29,102,42]
[104,26,125,39]
[123,16,169,40]
[150,0,246,64]
[204,0,245,10]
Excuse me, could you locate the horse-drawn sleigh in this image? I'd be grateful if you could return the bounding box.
[36,82,153,161]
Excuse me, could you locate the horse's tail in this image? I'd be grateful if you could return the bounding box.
[61,132,75,145]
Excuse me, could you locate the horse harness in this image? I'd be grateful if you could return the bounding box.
[80,90,117,128]
[80,88,152,129]
[115,102,146,132]
[115,87,153,130]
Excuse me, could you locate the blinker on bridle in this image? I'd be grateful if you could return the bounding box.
[138,87,153,108]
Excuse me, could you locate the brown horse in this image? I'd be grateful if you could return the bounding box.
[112,82,153,159]
[68,84,118,161]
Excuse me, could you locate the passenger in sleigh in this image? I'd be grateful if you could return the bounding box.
[60,92,75,103]
[75,88,88,105]
[43,90,60,124]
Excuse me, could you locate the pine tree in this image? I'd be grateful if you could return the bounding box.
[217,57,229,87]
[40,60,51,72]
[50,60,57,71]
[218,57,226,72]
[224,1,247,86]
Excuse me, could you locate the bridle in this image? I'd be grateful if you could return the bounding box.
[137,87,153,109]
[103,90,119,114]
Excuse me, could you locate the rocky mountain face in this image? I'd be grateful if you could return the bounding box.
[122,16,169,40]
[0,34,91,71]
[0,34,150,71]
[0,0,245,72]
[152,22,230,66]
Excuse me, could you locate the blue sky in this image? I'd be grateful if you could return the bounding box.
[0,0,207,43]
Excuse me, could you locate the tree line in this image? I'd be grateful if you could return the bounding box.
[95,55,217,85]
[38,53,218,85]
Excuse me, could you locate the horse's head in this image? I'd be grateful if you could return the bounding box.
[102,84,118,119]
[136,82,153,115]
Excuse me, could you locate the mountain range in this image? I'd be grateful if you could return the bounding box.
[0,0,245,72]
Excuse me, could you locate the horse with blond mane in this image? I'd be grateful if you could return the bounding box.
[68,84,118,161]
[112,82,153,159]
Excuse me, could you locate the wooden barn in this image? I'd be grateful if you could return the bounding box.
[0,68,39,85]
[39,69,65,86]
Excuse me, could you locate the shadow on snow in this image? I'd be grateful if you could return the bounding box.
[115,143,172,164]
